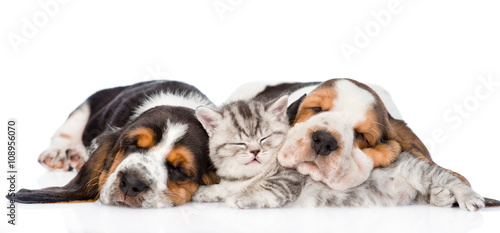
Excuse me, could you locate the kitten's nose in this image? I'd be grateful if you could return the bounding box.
[250,150,260,156]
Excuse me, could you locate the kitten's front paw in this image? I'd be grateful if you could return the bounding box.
[455,190,485,211]
[441,185,486,211]
[226,194,280,209]
[192,186,224,203]
[430,186,455,207]
[226,195,258,209]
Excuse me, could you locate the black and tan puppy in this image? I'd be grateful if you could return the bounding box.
[8,80,218,208]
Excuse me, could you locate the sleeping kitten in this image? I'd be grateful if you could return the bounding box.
[193,95,307,208]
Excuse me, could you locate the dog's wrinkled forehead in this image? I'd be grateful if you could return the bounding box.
[113,106,197,176]
[113,120,187,180]
[295,79,377,126]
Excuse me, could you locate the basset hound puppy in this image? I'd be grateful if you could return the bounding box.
[228,78,500,208]
[8,80,219,208]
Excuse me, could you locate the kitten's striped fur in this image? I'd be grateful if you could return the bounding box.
[194,96,307,208]
[294,152,485,211]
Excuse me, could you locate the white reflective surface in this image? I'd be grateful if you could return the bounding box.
[2,169,499,233]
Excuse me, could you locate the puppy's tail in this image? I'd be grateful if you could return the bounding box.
[485,197,500,208]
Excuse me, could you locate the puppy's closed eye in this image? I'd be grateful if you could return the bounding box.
[354,131,369,148]
[166,162,189,181]
[124,128,156,150]
[165,146,197,181]
[355,131,365,141]
[309,107,323,113]
[123,139,139,151]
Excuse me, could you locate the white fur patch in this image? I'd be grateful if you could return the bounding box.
[151,122,188,161]
[52,102,91,146]
[332,80,376,125]
[131,92,214,120]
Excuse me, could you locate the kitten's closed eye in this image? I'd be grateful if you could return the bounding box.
[260,135,272,144]
[228,143,247,148]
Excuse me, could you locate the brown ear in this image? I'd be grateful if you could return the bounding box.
[389,116,430,160]
[7,132,118,204]
[361,139,401,167]
[388,116,470,186]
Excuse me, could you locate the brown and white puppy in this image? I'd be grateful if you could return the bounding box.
[228,79,464,190]
[7,81,219,208]
[282,79,436,190]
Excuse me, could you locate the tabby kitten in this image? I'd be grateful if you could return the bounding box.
[193,95,307,208]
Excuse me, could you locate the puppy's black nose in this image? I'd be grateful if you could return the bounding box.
[119,172,148,197]
[311,131,338,156]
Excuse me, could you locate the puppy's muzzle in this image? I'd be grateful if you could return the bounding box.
[119,172,149,197]
[311,130,338,156]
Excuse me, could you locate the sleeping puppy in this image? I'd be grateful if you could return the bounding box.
[7,80,219,208]
[279,79,428,190]
[228,78,500,209]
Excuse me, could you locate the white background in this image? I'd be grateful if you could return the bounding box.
[1,0,499,232]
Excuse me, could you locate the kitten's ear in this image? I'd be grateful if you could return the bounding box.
[196,106,222,136]
[287,94,306,125]
[267,95,289,123]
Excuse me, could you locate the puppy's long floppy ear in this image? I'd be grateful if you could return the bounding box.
[287,94,306,125]
[387,115,472,186]
[200,166,220,185]
[7,132,118,204]
[388,116,430,160]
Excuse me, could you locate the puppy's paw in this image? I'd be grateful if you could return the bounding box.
[38,145,87,171]
[430,186,455,207]
[66,147,88,170]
